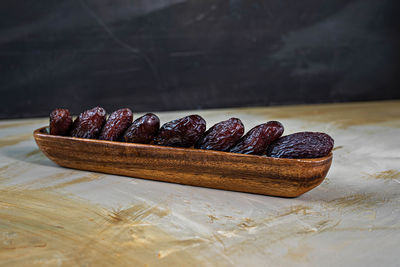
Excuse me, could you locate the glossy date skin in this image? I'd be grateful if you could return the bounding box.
[49,108,73,136]
[99,108,133,141]
[195,118,244,151]
[123,113,160,144]
[230,121,284,155]
[154,115,206,147]
[70,107,106,139]
[266,132,334,158]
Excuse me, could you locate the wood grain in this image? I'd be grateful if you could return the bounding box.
[33,127,332,197]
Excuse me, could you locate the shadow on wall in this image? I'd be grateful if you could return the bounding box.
[0,0,399,118]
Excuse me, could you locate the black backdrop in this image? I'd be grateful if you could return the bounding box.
[1,0,399,119]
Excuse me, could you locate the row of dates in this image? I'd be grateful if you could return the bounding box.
[49,107,334,158]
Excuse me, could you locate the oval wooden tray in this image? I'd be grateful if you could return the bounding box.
[33,127,332,197]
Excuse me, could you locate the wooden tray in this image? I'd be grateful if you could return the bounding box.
[33,127,332,197]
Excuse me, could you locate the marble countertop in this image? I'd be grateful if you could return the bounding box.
[1,100,399,266]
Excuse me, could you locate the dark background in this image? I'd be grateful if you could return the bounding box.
[1,0,399,119]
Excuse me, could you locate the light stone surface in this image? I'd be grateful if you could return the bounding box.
[0,100,399,266]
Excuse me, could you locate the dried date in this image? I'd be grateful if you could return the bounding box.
[195,118,244,151]
[49,108,73,136]
[70,107,106,139]
[154,115,206,147]
[123,113,160,144]
[230,121,284,155]
[266,132,334,158]
[99,108,133,141]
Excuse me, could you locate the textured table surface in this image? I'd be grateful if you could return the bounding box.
[1,100,399,266]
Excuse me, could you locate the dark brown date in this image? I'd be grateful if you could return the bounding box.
[266,132,334,158]
[154,115,206,147]
[195,118,244,151]
[99,108,133,141]
[49,108,73,136]
[123,113,160,144]
[70,107,106,139]
[230,121,284,155]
